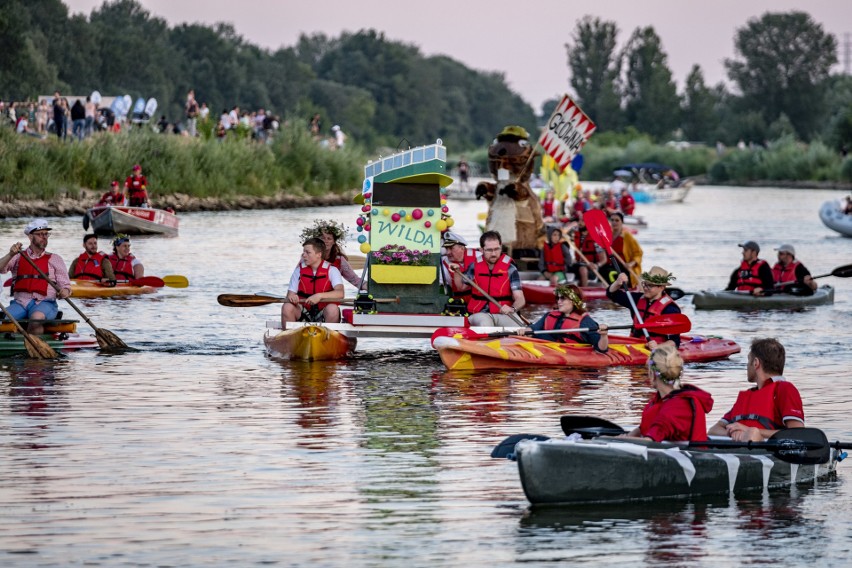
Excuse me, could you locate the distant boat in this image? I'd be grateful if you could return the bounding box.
[83,205,179,236]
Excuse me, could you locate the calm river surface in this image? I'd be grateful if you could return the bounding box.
[1,186,851,567]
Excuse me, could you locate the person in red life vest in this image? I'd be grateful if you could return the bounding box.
[108,235,144,280]
[538,226,572,286]
[299,220,362,289]
[602,190,618,212]
[771,244,816,296]
[568,218,606,287]
[68,233,116,283]
[708,338,804,442]
[453,230,525,327]
[282,237,344,325]
[621,342,714,442]
[96,180,126,207]
[440,232,478,307]
[541,189,556,221]
[125,164,150,207]
[607,266,682,348]
[725,240,774,296]
[619,188,635,215]
[521,284,608,352]
[0,218,72,334]
[609,212,643,286]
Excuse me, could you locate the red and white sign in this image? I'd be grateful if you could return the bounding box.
[538,94,596,172]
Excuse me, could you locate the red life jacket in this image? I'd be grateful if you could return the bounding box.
[73,251,108,280]
[442,249,477,301]
[467,254,513,314]
[611,234,625,259]
[542,310,585,343]
[109,253,136,280]
[13,252,51,295]
[736,259,768,292]
[126,175,148,206]
[573,232,598,263]
[633,294,675,341]
[542,242,567,273]
[726,380,787,431]
[297,261,333,310]
[542,199,554,218]
[771,260,800,287]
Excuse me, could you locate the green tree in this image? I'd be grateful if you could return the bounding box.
[680,65,718,143]
[622,26,680,140]
[725,11,837,140]
[565,16,623,131]
[0,0,60,99]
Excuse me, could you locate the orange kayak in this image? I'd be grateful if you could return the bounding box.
[70,280,157,298]
[264,325,357,361]
[433,333,740,371]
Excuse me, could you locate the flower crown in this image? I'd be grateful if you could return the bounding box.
[555,284,586,311]
[298,219,349,243]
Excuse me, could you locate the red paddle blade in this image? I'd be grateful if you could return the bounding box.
[430,327,485,346]
[635,313,692,335]
[583,209,613,254]
[130,276,165,288]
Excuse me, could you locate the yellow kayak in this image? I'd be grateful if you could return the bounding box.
[264,325,356,361]
[70,280,157,298]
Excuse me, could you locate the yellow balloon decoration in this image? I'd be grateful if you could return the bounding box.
[360,242,371,254]
[446,217,455,227]
[436,219,447,231]
[405,214,413,222]
[382,209,390,216]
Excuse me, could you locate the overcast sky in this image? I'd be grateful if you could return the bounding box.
[64,0,850,112]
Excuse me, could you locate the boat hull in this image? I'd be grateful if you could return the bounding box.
[433,333,740,371]
[71,280,157,298]
[264,325,357,361]
[0,332,99,357]
[514,437,838,505]
[521,281,609,304]
[693,286,834,310]
[819,200,852,237]
[84,206,179,236]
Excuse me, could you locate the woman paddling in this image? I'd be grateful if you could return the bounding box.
[299,220,362,289]
[621,342,714,442]
[521,284,608,353]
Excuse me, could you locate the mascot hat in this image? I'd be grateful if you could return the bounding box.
[498,125,530,140]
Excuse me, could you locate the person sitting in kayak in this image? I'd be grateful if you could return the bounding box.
[108,235,144,280]
[771,244,816,296]
[619,187,635,216]
[621,342,714,442]
[609,211,643,286]
[568,217,606,287]
[299,220,362,289]
[96,180,126,207]
[607,266,681,348]
[282,237,344,325]
[440,232,478,308]
[125,164,150,207]
[68,233,116,284]
[725,240,773,296]
[538,226,572,286]
[708,338,804,443]
[521,284,608,352]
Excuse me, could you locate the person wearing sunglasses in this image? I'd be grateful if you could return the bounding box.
[607,266,681,348]
[771,244,816,296]
[521,284,608,353]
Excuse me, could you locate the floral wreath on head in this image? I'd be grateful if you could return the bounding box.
[640,270,676,286]
[112,233,130,248]
[554,284,586,312]
[298,219,350,243]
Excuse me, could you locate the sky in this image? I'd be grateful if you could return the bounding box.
[64,0,851,113]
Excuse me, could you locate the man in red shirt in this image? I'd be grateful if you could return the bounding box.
[125,164,150,207]
[708,338,804,442]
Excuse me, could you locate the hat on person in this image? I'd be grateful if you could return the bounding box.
[112,234,130,248]
[497,125,530,140]
[24,218,52,236]
[640,266,676,285]
[132,164,141,171]
[739,240,760,252]
[775,244,796,256]
[648,342,684,384]
[442,231,467,247]
[554,284,586,312]
[110,180,119,187]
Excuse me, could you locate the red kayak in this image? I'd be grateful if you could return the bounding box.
[522,281,610,304]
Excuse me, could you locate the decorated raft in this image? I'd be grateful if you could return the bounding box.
[692,286,834,310]
[0,320,98,357]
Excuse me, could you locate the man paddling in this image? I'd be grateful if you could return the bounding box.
[772,244,817,296]
[607,266,681,348]
[440,232,478,308]
[725,240,773,296]
[109,235,144,280]
[708,338,804,442]
[282,237,344,326]
[0,218,72,334]
[68,233,116,284]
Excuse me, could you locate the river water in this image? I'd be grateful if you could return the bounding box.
[1,186,851,566]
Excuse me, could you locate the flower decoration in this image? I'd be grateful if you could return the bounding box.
[370,244,432,266]
[299,219,349,243]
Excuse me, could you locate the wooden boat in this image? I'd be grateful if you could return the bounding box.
[522,281,609,304]
[0,320,99,356]
[83,205,179,236]
[264,325,357,361]
[512,436,839,505]
[433,333,740,371]
[692,285,834,310]
[819,200,852,237]
[71,280,157,298]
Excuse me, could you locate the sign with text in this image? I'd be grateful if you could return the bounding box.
[538,94,596,172]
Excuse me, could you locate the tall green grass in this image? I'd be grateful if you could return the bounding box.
[708,137,845,183]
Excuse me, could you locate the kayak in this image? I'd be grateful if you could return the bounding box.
[84,205,179,236]
[264,325,357,361]
[692,285,834,310]
[512,436,838,505]
[819,200,852,237]
[0,320,98,356]
[433,333,740,371]
[521,281,610,304]
[71,280,157,298]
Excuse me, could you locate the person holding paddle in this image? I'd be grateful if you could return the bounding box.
[0,219,72,334]
[568,217,606,287]
[708,338,804,443]
[68,233,116,284]
[725,240,773,296]
[621,342,714,442]
[299,220,362,289]
[772,244,817,296]
[440,232,478,307]
[607,266,681,347]
[282,237,344,325]
[108,235,144,280]
[521,284,608,352]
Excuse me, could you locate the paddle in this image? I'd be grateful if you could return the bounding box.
[16,252,129,350]
[560,415,627,438]
[118,275,188,288]
[450,266,529,326]
[216,293,400,307]
[0,303,60,359]
[162,275,189,288]
[490,434,551,459]
[583,209,650,339]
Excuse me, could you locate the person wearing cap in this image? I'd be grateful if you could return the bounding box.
[96,180,126,207]
[725,241,773,295]
[68,234,116,283]
[331,125,346,149]
[454,230,525,327]
[521,284,608,352]
[282,237,344,325]
[607,266,682,347]
[440,232,478,306]
[609,211,643,286]
[108,235,144,280]
[538,226,572,286]
[708,338,804,442]
[299,220,362,289]
[0,219,72,334]
[771,244,816,296]
[621,342,714,442]
[125,164,150,207]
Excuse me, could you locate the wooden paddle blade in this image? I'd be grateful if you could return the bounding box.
[560,415,625,437]
[95,327,130,350]
[583,209,614,253]
[636,313,692,335]
[24,334,61,359]
[217,294,283,307]
[162,275,189,288]
[491,434,550,459]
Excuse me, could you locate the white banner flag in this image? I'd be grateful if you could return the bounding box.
[538,94,597,172]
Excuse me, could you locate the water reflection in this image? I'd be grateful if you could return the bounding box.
[5,359,64,420]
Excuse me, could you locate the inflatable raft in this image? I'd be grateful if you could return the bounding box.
[264,325,357,361]
[692,285,834,310]
[819,200,852,237]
